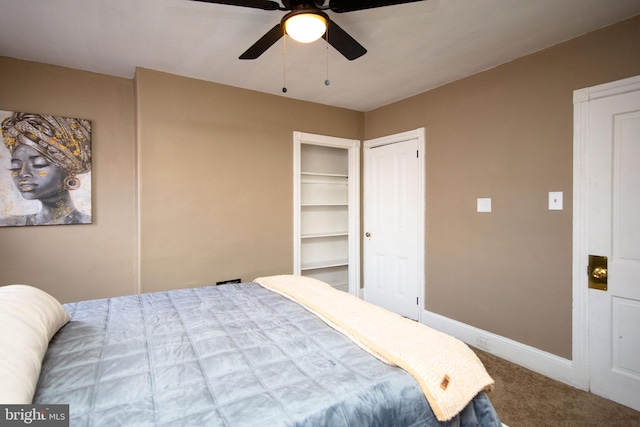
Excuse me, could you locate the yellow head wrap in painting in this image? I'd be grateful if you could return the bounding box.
[1,112,91,175]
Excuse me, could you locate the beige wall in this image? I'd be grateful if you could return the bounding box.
[135,68,363,293]
[0,60,363,301]
[365,15,640,358]
[0,57,137,303]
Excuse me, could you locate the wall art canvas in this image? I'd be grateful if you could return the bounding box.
[0,111,92,227]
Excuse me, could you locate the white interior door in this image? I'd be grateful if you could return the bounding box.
[587,80,640,411]
[363,129,425,320]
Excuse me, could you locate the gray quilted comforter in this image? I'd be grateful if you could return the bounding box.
[34,283,501,426]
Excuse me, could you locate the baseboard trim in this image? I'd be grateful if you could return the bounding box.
[421,310,586,390]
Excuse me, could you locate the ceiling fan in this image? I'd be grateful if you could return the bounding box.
[191,0,425,60]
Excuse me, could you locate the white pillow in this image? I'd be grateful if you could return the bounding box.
[0,285,70,404]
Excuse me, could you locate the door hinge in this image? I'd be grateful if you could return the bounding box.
[416,297,419,305]
[416,150,419,158]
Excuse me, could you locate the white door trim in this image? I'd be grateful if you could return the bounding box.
[572,74,640,390]
[363,127,426,321]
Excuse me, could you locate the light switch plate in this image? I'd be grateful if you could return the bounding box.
[477,198,492,213]
[549,192,563,210]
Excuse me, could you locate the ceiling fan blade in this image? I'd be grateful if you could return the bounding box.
[190,0,280,11]
[329,0,425,13]
[239,23,284,59]
[324,20,366,60]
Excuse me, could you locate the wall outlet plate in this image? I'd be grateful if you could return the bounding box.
[476,335,491,351]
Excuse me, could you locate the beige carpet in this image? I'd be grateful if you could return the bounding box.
[472,347,640,427]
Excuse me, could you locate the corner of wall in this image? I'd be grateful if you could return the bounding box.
[133,67,143,295]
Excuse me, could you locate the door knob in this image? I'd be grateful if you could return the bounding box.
[365,232,371,237]
[588,255,608,291]
[592,267,608,280]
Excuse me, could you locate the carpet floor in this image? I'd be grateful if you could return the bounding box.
[472,347,640,426]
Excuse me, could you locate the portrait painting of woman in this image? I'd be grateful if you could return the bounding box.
[0,111,92,227]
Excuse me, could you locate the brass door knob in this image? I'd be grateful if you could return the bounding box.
[588,255,608,291]
[592,267,608,280]
[365,232,371,237]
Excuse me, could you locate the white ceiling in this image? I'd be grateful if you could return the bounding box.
[1,0,639,112]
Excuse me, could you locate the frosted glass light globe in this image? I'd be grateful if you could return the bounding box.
[284,13,327,43]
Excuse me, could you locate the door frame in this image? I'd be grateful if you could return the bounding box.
[572,75,640,390]
[363,127,426,320]
[293,131,361,295]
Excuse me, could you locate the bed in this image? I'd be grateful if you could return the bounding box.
[1,275,501,426]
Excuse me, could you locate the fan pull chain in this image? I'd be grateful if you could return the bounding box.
[325,26,330,86]
[282,35,288,93]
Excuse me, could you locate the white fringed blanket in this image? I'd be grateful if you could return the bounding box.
[255,275,494,422]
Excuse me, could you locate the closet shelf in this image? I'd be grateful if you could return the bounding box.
[301,180,348,185]
[301,171,348,178]
[301,259,349,270]
[301,232,348,239]
[301,203,348,207]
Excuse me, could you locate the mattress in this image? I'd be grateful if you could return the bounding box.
[33,282,501,426]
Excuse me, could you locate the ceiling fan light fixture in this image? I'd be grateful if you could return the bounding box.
[283,11,328,44]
